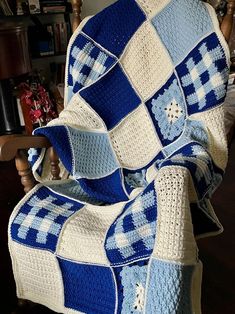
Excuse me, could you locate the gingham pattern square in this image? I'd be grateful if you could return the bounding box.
[177,33,229,114]
[67,33,116,103]
[105,182,157,265]
[11,186,84,251]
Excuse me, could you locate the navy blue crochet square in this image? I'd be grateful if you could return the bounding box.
[34,125,73,174]
[58,258,116,314]
[11,186,83,251]
[145,74,186,146]
[80,64,141,129]
[78,169,129,205]
[67,33,116,103]
[82,0,146,57]
[123,151,165,195]
[105,182,157,265]
[176,33,229,115]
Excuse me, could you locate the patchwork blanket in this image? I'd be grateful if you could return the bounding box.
[9,0,230,313]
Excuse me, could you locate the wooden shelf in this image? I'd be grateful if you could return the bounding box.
[0,11,71,19]
[31,52,66,60]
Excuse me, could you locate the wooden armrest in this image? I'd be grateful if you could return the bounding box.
[0,134,51,161]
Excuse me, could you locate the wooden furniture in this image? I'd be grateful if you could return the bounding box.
[221,0,235,41]
[0,0,234,192]
[0,1,234,313]
[0,23,31,135]
[0,0,82,193]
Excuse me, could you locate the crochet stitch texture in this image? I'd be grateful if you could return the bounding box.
[9,0,229,313]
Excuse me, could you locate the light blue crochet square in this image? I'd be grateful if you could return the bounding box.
[146,76,186,146]
[152,0,213,65]
[120,264,148,313]
[145,259,194,314]
[66,126,119,179]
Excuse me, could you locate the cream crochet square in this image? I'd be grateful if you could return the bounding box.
[190,105,228,171]
[10,241,64,313]
[49,94,106,131]
[120,21,173,101]
[110,103,162,169]
[136,0,171,17]
[57,202,124,265]
[153,166,197,265]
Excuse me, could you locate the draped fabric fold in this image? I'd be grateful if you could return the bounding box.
[9,0,229,313]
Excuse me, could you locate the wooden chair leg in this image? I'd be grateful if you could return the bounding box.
[15,149,37,194]
[49,147,61,180]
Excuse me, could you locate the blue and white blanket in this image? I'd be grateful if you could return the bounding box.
[9,0,229,313]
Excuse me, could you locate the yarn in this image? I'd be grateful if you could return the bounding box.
[9,0,229,313]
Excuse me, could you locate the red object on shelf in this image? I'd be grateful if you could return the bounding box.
[18,82,58,134]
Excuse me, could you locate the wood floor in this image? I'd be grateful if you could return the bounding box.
[0,141,234,314]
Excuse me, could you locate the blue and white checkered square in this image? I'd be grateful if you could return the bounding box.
[11,186,84,251]
[105,182,157,265]
[177,33,229,114]
[67,33,116,103]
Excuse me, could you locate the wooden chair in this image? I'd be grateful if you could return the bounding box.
[0,0,235,193]
[0,0,83,193]
[0,1,235,313]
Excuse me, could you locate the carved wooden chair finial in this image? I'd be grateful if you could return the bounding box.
[221,0,235,42]
[71,0,83,32]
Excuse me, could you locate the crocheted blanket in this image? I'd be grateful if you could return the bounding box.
[9,0,229,313]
